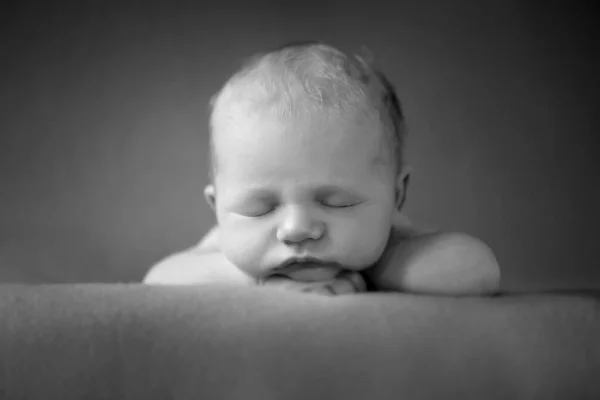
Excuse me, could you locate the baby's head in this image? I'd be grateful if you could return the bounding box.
[205,41,410,281]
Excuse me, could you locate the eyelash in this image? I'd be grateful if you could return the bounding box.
[320,201,356,208]
[244,206,275,217]
[239,199,359,217]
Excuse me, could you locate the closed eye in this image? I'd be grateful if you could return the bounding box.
[316,186,364,209]
[237,203,276,217]
[320,199,360,209]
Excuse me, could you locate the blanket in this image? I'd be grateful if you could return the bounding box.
[1,284,599,399]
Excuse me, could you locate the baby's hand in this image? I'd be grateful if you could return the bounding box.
[260,270,367,296]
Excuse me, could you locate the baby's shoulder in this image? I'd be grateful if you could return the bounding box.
[384,222,493,264]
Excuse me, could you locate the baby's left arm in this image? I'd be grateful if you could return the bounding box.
[366,219,501,296]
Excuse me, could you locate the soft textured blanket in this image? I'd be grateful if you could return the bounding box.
[0,284,599,399]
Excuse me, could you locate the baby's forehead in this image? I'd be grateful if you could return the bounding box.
[212,110,392,180]
[214,105,382,148]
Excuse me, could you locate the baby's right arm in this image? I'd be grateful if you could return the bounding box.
[143,235,252,285]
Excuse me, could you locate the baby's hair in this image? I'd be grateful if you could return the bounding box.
[208,41,406,179]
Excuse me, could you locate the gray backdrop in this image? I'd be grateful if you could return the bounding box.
[1,2,598,291]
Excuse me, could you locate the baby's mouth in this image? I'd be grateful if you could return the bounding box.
[271,259,342,282]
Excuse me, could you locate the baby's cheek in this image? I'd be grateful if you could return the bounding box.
[220,223,268,278]
[331,222,390,271]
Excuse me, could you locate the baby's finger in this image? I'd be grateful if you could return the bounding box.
[260,275,309,291]
[329,271,367,295]
[300,284,336,296]
[301,272,367,296]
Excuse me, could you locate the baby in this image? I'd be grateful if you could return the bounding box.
[144,42,500,296]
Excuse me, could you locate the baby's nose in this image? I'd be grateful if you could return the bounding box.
[276,207,324,244]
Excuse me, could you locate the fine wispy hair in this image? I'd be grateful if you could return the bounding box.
[208,41,407,177]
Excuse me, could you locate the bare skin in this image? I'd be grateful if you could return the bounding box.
[144,212,501,296]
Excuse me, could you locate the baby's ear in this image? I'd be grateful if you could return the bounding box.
[204,184,216,211]
[395,165,411,211]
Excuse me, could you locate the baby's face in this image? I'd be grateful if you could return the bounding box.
[208,110,400,281]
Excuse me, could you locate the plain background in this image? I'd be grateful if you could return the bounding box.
[0,1,598,291]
